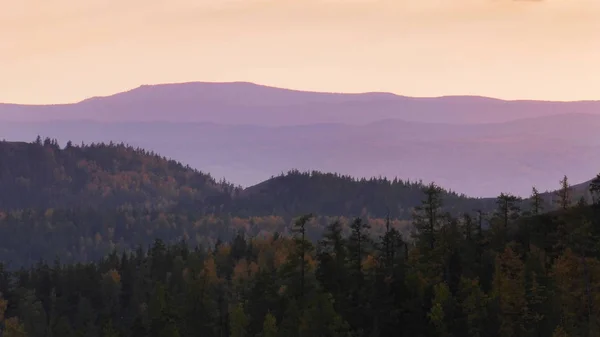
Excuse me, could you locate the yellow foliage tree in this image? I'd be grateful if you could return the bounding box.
[552,248,600,335]
[493,246,527,337]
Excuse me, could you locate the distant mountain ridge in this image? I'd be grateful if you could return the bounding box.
[2,81,600,125]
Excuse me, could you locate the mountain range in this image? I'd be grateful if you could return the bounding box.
[2,81,599,197]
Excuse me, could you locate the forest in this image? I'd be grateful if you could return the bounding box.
[1,138,600,337]
[0,139,498,218]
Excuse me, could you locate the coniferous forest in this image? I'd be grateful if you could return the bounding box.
[1,138,600,337]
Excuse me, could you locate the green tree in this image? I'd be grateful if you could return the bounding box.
[278,300,300,337]
[348,217,371,276]
[102,320,118,337]
[148,283,180,337]
[555,175,571,210]
[493,246,527,337]
[292,214,314,303]
[17,290,47,337]
[298,292,351,337]
[229,303,248,337]
[379,213,405,271]
[260,313,277,337]
[316,220,349,315]
[589,173,600,204]
[428,282,452,337]
[495,193,521,230]
[530,187,544,216]
[412,183,444,251]
[458,277,489,337]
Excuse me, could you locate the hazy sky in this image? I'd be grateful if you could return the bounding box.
[2,0,599,104]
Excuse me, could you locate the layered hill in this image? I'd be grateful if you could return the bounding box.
[2,113,599,197]
[2,139,593,218]
[0,140,493,218]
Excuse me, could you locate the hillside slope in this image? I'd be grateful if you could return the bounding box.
[0,140,236,210]
[0,140,496,218]
[0,139,593,218]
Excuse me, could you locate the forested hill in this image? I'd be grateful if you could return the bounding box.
[0,139,496,218]
[235,170,496,218]
[0,139,237,211]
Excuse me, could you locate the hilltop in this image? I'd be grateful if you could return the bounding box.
[0,139,236,211]
[235,170,496,219]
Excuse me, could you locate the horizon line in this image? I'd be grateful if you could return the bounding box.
[2,80,600,106]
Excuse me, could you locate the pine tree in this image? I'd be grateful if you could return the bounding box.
[530,186,544,216]
[495,193,521,230]
[347,217,375,335]
[278,300,300,337]
[589,173,600,204]
[292,214,314,303]
[555,175,571,210]
[379,213,405,271]
[348,217,371,276]
[412,183,444,251]
[316,220,349,314]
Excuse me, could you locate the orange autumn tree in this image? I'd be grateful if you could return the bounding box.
[0,294,27,337]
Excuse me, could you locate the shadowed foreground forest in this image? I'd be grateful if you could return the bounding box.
[1,139,600,337]
[1,200,600,337]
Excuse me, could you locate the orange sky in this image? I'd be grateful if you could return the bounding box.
[1,0,599,104]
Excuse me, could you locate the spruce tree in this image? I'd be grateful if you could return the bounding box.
[412,182,444,251]
[295,214,312,297]
[555,175,571,210]
[530,186,544,216]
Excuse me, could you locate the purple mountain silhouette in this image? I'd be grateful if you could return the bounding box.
[2,81,599,125]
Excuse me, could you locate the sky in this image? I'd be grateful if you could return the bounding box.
[1,0,600,104]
